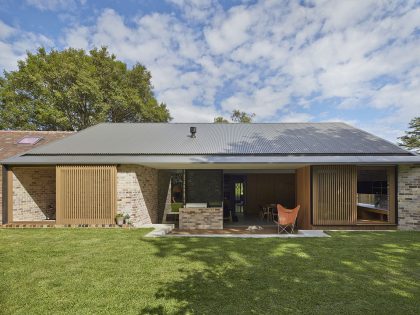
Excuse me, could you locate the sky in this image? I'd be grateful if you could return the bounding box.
[0,0,419,142]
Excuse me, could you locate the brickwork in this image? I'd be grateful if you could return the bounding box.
[398,165,420,230]
[12,167,56,221]
[117,165,159,227]
[179,207,223,229]
[0,130,73,224]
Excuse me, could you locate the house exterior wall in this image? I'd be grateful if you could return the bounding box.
[179,207,223,229]
[398,165,420,230]
[0,131,73,224]
[1,166,5,224]
[12,167,56,221]
[116,165,159,226]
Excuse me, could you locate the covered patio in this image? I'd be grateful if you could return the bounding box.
[160,166,310,232]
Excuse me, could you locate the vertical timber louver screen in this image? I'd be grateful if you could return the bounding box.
[313,165,357,225]
[56,166,117,225]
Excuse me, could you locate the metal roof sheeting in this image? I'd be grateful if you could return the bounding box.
[22,122,411,156]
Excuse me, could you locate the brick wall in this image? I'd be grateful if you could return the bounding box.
[1,166,5,224]
[398,165,420,230]
[12,167,56,221]
[117,165,159,226]
[179,207,223,229]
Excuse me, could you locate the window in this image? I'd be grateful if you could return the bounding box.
[357,167,395,223]
[17,136,43,145]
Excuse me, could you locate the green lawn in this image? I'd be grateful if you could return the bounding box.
[1,229,420,314]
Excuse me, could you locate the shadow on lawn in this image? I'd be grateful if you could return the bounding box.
[139,232,420,315]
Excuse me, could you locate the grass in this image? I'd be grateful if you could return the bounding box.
[1,229,420,314]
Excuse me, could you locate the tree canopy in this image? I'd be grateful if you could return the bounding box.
[398,117,420,152]
[214,110,255,123]
[213,116,229,123]
[0,47,171,131]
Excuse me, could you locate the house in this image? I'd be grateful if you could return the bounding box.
[0,130,74,224]
[1,123,419,230]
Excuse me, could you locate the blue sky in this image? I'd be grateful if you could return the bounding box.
[0,0,419,142]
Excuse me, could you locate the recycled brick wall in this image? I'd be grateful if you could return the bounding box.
[179,207,223,229]
[398,165,420,230]
[12,167,56,221]
[1,166,5,224]
[117,165,159,226]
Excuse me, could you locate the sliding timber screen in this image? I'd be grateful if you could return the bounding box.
[56,165,117,225]
[312,165,357,225]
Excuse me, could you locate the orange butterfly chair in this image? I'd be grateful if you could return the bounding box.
[274,204,301,234]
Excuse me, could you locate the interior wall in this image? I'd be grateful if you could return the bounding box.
[245,173,295,215]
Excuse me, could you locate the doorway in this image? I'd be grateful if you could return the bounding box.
[223,171,296,226]
[234,181,245,214]
[223,174,247,223]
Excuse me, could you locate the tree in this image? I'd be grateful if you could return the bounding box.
[214,110,255,123]
[231,110,255,123]
[0,47,171,131]
[398,117,420,153]
[214,116,229,123]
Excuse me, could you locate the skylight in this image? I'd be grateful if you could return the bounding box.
[17,136,43,145]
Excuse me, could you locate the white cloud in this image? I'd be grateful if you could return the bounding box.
[0,20,53,71]
[0,20,15,39]
[167,0,221,22]
[204,5,254,54]
[25,0,85,11]
[63,25,90,49]
[279,112,313,123]
[2,0,418,141]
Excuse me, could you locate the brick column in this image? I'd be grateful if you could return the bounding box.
[398,165,420,230]
[117,165,159,226]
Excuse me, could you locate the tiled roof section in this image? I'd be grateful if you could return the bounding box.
[0,130,74,160]
[23,122,411,156]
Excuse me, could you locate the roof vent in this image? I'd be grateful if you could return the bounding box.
[190,126,197,138]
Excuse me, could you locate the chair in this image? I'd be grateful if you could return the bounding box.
[274,204,300,234]
[268,204,278,221]
[260,205,271,221]
[223,201,233,223]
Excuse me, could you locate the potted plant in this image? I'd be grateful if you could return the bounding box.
[124,214,131,225]
[115,213,124,226]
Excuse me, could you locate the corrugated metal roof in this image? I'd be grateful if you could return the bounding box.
[3,154,420,165]
[22,122,411,155]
